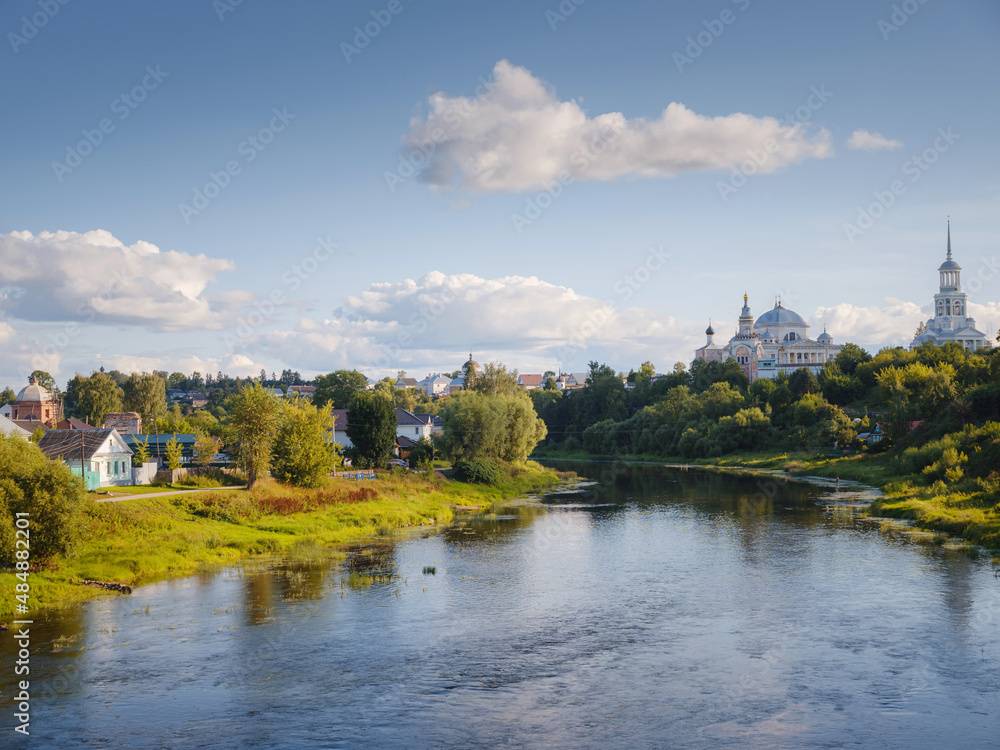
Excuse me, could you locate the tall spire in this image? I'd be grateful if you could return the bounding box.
[946,216,952,261]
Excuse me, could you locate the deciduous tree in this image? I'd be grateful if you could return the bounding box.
[272,397,340,487]
[345,391,397,469]
[229,382,283,488]
[313,370,369,408]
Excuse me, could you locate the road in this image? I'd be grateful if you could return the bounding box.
[96,485,247,502]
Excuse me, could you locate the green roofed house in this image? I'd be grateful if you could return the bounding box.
[123,434,198,466]
[36,428,134,489]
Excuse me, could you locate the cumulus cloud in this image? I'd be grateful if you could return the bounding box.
[0,229,236,330]
[402,60,833,193]
[847,129,903,151]
[811,298,924,349]
[256,270,684,376]
[101,352,269,379]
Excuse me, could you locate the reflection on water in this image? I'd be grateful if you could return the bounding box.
[2,463,998,749]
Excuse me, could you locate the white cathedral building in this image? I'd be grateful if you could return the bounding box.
[694,293,841,383]
[911,221,990,351]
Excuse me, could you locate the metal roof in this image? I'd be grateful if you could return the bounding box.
[37,429,128,460]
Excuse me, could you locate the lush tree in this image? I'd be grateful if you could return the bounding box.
[0,435,90,565]
[345,391,397,469]
[0,386,15,407]
[122,372,168,427]
[29,370,58,394]
[229,382,283,488]
[194,435,217,467]
[313,370,369,409]
[473,362,521,397]
[165,435,184,471]
[833,343,872,376]
[407,437,435,469]
[788,368,821,398]
[69,371,124,426]
[132,437,151,466]
[272,397,340,486]
[441,391,546,463]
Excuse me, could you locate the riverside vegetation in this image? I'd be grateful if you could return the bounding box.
[0,451,565,616]
[531,343,1000,549]
[1,367,561,616]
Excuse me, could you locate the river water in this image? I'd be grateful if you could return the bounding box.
[3,463,998,749]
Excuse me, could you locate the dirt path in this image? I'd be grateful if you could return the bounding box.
[96,485,247,502]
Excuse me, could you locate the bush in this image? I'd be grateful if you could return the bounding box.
[452,458,506,486]
[0,435,90,565]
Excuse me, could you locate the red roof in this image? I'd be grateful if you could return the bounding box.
[519,374,544,387]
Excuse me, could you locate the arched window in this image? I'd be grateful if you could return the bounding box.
[938,301,944,316]
[946,301,951,316]
[954,302,962,316]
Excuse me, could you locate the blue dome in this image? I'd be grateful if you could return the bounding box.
[705,323,715,335]
[818,330,833,341]
[938,259,961,270]
[754,304,807,327]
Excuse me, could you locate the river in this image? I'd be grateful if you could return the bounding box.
[3,463,998,748]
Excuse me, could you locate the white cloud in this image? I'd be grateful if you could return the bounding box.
[0,229,236,330]
[403,60,833,193]
[100,352,269,379]
[255,270,685,376]
[847,129,903,151]
[811,298,924,349]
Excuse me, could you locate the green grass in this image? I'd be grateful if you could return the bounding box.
[1,462,568,617]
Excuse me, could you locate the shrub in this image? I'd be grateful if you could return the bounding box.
[452,458,506,486]
[0,435,90,565]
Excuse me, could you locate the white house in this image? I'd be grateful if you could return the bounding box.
[36,428,134,488]
[330,409,353,449]
[395,408,432,441]
[417,374,452,397]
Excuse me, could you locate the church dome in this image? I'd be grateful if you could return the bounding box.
[818,329,833,342]
[463,353,481,372]
[754,304,807,327]
[705,322,715,336]
[15,380,51,403]
[938,259,961,270]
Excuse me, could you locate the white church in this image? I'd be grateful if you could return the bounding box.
[911,221,991,351]
[694,293,841,383]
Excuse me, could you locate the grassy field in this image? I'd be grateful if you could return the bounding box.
[1,462,569,617]
[538,448,1000,550]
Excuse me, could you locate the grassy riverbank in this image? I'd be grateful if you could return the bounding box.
[1,462,568,617]
[537,447,1000,550]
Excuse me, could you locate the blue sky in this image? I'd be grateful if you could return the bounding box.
[1,0,998,388]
